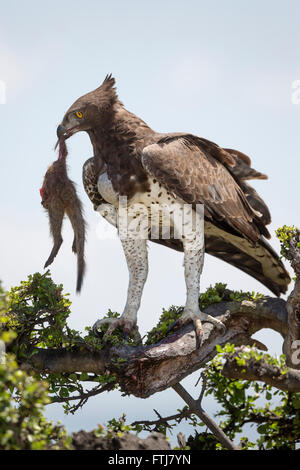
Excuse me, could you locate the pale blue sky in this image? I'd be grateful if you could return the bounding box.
[1,0,299,444]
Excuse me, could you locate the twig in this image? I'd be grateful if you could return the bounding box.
[131,408,191,430]
[50,383,114,406]
[172,382,240,450]
[196,371,208,405]
[222,346,300,392]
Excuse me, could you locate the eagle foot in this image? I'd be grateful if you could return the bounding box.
[168,309,226,346]
[93,316,141,342]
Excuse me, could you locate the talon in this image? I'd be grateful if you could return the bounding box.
[92,316,140,342]
[194,318,202,337]
[172,309,226,346]
[204,315,226,334]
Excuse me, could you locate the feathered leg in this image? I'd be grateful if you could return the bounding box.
[93,236,148,341]
[178,235,226,340]
[167,208,226,343]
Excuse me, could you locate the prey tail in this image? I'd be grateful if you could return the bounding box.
[76,251,86,293]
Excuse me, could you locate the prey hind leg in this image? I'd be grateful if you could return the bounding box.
[44,203,64,268]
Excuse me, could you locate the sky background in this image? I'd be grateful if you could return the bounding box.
[1,0,300,445]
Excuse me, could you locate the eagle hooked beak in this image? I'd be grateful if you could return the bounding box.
[57,124,66,138]
[55,124,80,150]
[56,124,79,139]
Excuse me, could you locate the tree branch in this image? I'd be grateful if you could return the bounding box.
[222,346,300,392]
[18,228,300,399]
[20,295,299,398]
[131,408,191,431]
[282,233,300,367]
[50,383,114,408]
[172,382,240,450]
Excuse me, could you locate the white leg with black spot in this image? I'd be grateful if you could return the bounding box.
[93,218,148,340]
[179,228,225,337]
[120,236,148,323]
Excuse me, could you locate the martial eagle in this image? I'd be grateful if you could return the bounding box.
[56,75,290,340]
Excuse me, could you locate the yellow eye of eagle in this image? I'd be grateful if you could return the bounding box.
[76,111,83,119]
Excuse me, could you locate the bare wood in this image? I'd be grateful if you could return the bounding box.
[283,233,300,366]
[20,296,300,397]
[172,382,240,450]
[21,348,106,375]
[222,346,300,392]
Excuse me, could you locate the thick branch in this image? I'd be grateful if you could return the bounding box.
[20,296,297,398]
[281,231,300,367]
[222,346,300,392]
[21,348,106,374]
[172,382,239,450]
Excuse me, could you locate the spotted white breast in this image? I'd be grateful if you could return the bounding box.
[97,172,200,241]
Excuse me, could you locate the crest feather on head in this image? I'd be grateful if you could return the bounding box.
[67,74,118,115]
[100,74,116,89]
[94,74,118,110]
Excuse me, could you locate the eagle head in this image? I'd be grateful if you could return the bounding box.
[56,74,118,140]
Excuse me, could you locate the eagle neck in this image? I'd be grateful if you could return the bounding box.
[88,105,154,163]
[87,106,153,198]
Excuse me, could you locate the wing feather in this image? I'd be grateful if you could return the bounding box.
[142,136,270,243]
